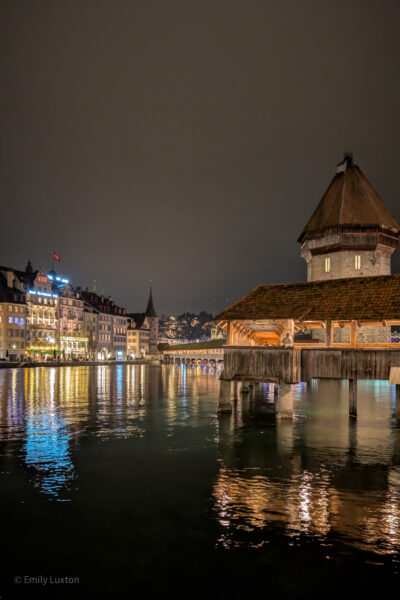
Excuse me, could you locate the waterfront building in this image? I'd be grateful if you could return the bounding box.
[58,284,88,359]
[113,312,128,359]
[83,302,99,360]
[0,270,28,360]
[126,314,150,358]
[25,270,59,359]
[80,291,127,359]
[97,311,113,360]
[127,286,159,356]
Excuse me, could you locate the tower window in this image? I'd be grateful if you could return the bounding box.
[355,255,361,270]
[324,257,331,273]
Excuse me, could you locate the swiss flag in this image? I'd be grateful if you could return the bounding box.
[52,251,61,262]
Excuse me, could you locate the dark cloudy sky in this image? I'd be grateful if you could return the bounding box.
[1,0,399,314]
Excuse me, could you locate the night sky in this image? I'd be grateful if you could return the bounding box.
[1,0,399,315]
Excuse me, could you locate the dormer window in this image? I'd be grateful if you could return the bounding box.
[324,257,331,273]
[355,255,361,270]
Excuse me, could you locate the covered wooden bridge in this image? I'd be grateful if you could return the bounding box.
[214,274,400,417]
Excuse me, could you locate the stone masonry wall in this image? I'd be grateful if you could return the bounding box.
[309,249,391,282]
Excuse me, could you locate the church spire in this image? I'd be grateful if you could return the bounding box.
[145,282,157,318]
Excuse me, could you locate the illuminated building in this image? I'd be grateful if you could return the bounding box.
[126,314,150,358]
[113,313,128,359]
[80,290,127,359]
[126,286,159,357]
[83,302,99,360]
[0,269,28,360]
[25,270,59,359]
[58,284,88,358]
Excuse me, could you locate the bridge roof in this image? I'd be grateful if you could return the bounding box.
[215,274,400,322]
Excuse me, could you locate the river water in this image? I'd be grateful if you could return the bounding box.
[1,364,400,598]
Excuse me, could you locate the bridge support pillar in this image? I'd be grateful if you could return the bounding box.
[231,380,239,400]
[218,379,233,413]
[249,382,259,400]
[349,378,357,418]
[396,385,400,422]
[241,381,250,394]
[274,383,293,419]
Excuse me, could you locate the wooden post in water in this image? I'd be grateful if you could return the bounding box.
[218,379,233,413]
[230,380,239,400]
[349,378,357,418]
[241,381,249,394]
[274,382,293,419]
[389,367,400,422]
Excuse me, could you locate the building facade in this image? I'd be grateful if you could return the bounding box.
[58,284,88,359]
[83,302,99,359]
[112,313,128,359]
[0,270,28,361]
[0,261,158,361]
[26,270,59,359]
[126,314,150,358]
[126,287,159,356]
[81,291,127,359]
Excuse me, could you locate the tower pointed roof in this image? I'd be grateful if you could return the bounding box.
[145,284,157,318]
[298,154,400,243]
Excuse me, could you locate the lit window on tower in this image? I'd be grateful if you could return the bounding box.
[355,255,361,270]
[324,257,331,273]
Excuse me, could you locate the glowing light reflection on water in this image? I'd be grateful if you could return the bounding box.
[0,366,399,564]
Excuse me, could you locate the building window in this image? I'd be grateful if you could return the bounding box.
[355,255,361,270]
[324,257,331,273]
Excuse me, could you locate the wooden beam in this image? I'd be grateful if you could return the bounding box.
[350,320,357,347]
[349,378,357,418]
[227,322,233,345]
[325,320,333,347]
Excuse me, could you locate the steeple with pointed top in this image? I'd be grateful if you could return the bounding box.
[145,284,157,318]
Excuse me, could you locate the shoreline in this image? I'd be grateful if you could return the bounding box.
[0,358,161,369]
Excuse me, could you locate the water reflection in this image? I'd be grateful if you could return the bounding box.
[0,366,400,562]
[0,364,218,500]
[214,380,400,557]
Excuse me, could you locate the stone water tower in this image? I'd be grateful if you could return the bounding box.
[298,153,399,282]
